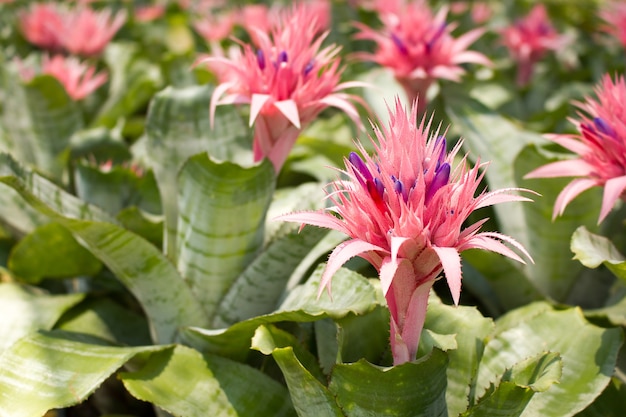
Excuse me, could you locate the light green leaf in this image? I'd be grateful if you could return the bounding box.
[55,297,152,347]
[0,330,165,417]
[182,265,380,360]
[144,84,250,258]
[8,222,102,283]
[121,345,239,417]
[476,305,623,417]
[463,352,562,417]
[571,226,626,284]
[515,145,603,300]
[444,90,541,251]
[576,378,626,417]
[0,153,209,344]
[252,325,343,417]
[329,349,449,417]
[2,69,83,180]
[0,283,84,351]
[176,153,275,321]
[94,42,163,128]
[424,294,494,417]
[212,225,329,327]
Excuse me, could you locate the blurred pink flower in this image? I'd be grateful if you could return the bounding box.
[354,0,489,114]
[600,1,626,48]
[526,75,626,223]
[19,55,108,101]
[279,99,533,365]
[199,5,365,172]
[135,4,166,23]
[60,6,126,56]
[19,3,65,51]
[193,10,237,44]
[500,4,567,86]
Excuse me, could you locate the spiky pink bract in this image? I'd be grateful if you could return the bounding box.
[500,4,568,86]
[19,55,107,101]
[278,99,533,365]
[600,1,626,48]
[353,0,490,114]
[526,75,626,223]
[198,4,364,172]
[60,6,126,56]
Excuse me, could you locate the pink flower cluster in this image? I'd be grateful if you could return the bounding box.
[19,2,126,57]
[280,100,533,364]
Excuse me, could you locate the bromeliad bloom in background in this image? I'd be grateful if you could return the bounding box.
[60,6,126,56]
[279,99,533,365]
[18,55,107,101]
[500,4,568,87]
[525,75,626,224]
[19,3,65,51]
[354,0,490,115]
[599,1,626,48]
[199,4,364,172]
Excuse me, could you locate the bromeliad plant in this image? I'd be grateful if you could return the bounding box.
[0,1,624,417]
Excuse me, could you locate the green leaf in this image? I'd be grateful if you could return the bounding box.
[94,42,163,129]
[144,84,250,258]
[476,305,623,417]
[444,91,541,250]
[576,378,626,417]
[176,153,275,321]
[121,345,238,417]
[8,222,102,283]
[55,297,152,346]
[252,325,343,417]
[182,265,380,360]
[571,226,626,284]
[329,349,449,417]
[2,70,83,180]
[0,283,84,351]
[0,153,209,344]
[0,330,165,417]
[424,294,495,417]
[463,352,562,417]
[514,145,603,300]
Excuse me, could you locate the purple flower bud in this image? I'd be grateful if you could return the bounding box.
[374,177,385,197]
[593,117,616,138]
[393,178,408,202]
[426,23,446,52]
[303,60,315,76]
[349,152,373,186]
[278,50,288,64]
[256,49,265,70]
[425,162,450,203]
[391,33,408,55]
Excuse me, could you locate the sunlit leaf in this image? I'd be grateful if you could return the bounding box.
[571,226,626,284]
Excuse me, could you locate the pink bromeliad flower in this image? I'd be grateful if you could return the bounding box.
[60,6,126,56]
[525,75,626,223]
[278,99,533,365]
[600,1,626,48]
[18,55,108,101]
[354,0,490,115]
[19,3,65,51]
[500,4,568,86]
[198,4,365,172]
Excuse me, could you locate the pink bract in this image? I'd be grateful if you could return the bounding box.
[500,4,568,86]
[26,55,108,101]
[198,4,365,172]
[354,0,490,114]
[600,1,626,48]
[525,75,626,224]
[19,3,65,51]
[278,99,533,365]
[60,6,126,56]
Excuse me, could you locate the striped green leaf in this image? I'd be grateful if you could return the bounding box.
[144,84,250,258]
[0,153,209,343]
[0,330,166,417]
[476,304,623,417]
[0,283,84,351]
[176,153,275,322]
